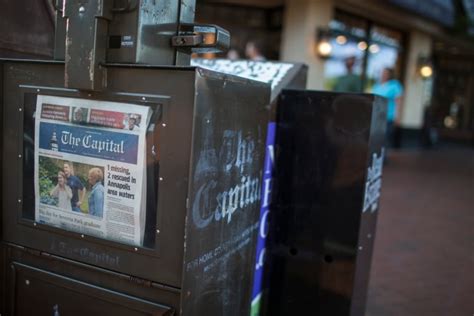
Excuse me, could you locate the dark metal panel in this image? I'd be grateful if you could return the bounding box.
[350,95,387,316]
[106,0,196,65]
[2,243,180,314]
[104,1,140,64]
[180,68,270,316]
[0,0,54,58]
[9,262,173,315]
[53,0,67,61]
[0,62,4,316]
[136,0,181,65]
[265,90,387,316]
[284,66,308,92]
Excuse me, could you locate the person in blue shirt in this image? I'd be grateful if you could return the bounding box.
[63,162,85,212]
[372,68,404,147]
[87,167,104,218]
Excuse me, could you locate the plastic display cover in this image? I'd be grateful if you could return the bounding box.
[23,94,161,248]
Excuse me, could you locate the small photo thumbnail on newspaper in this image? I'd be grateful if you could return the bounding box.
[123,113,142,131]
[71,107,89,124]
[39,157,105,219]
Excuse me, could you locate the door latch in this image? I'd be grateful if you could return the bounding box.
[172,24,230,54]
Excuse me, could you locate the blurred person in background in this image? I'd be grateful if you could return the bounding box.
[245,40,266,61]
[372,67,404,148]
[334,56,362,93]
[227,48,241,60]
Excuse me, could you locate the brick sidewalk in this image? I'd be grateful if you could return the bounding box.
[366,145,474,316]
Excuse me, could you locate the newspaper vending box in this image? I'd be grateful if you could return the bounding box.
[193,62,387,316]
[0,1,273,315]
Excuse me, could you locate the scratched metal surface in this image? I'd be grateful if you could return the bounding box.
[180,68,271,316]
[64,0,112,91]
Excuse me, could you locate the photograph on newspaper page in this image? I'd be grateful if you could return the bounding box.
[34,95,151,247]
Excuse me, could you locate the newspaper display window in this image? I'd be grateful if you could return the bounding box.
[22,94,160,248]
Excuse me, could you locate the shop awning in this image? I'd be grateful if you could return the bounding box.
[388,0,455,27]
[463,0,474,35]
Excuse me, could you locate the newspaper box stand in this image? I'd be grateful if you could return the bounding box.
[197,61,387,316]
[0,1,273,315]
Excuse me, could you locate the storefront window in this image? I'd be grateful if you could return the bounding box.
[366,25,404,91]
[323,37,365,91]
[324,11,405,93]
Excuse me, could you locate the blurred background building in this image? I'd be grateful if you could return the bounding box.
[1,0,473,146]
[1,1,473,145]
[195,0,474,147]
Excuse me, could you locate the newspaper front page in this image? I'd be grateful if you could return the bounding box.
[34,95,150,247]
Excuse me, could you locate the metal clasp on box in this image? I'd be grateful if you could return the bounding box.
[172,24,230,54]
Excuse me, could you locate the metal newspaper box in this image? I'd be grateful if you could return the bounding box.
[262,91,387,316]
[195,61,387,316]
[0,1,271,315]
